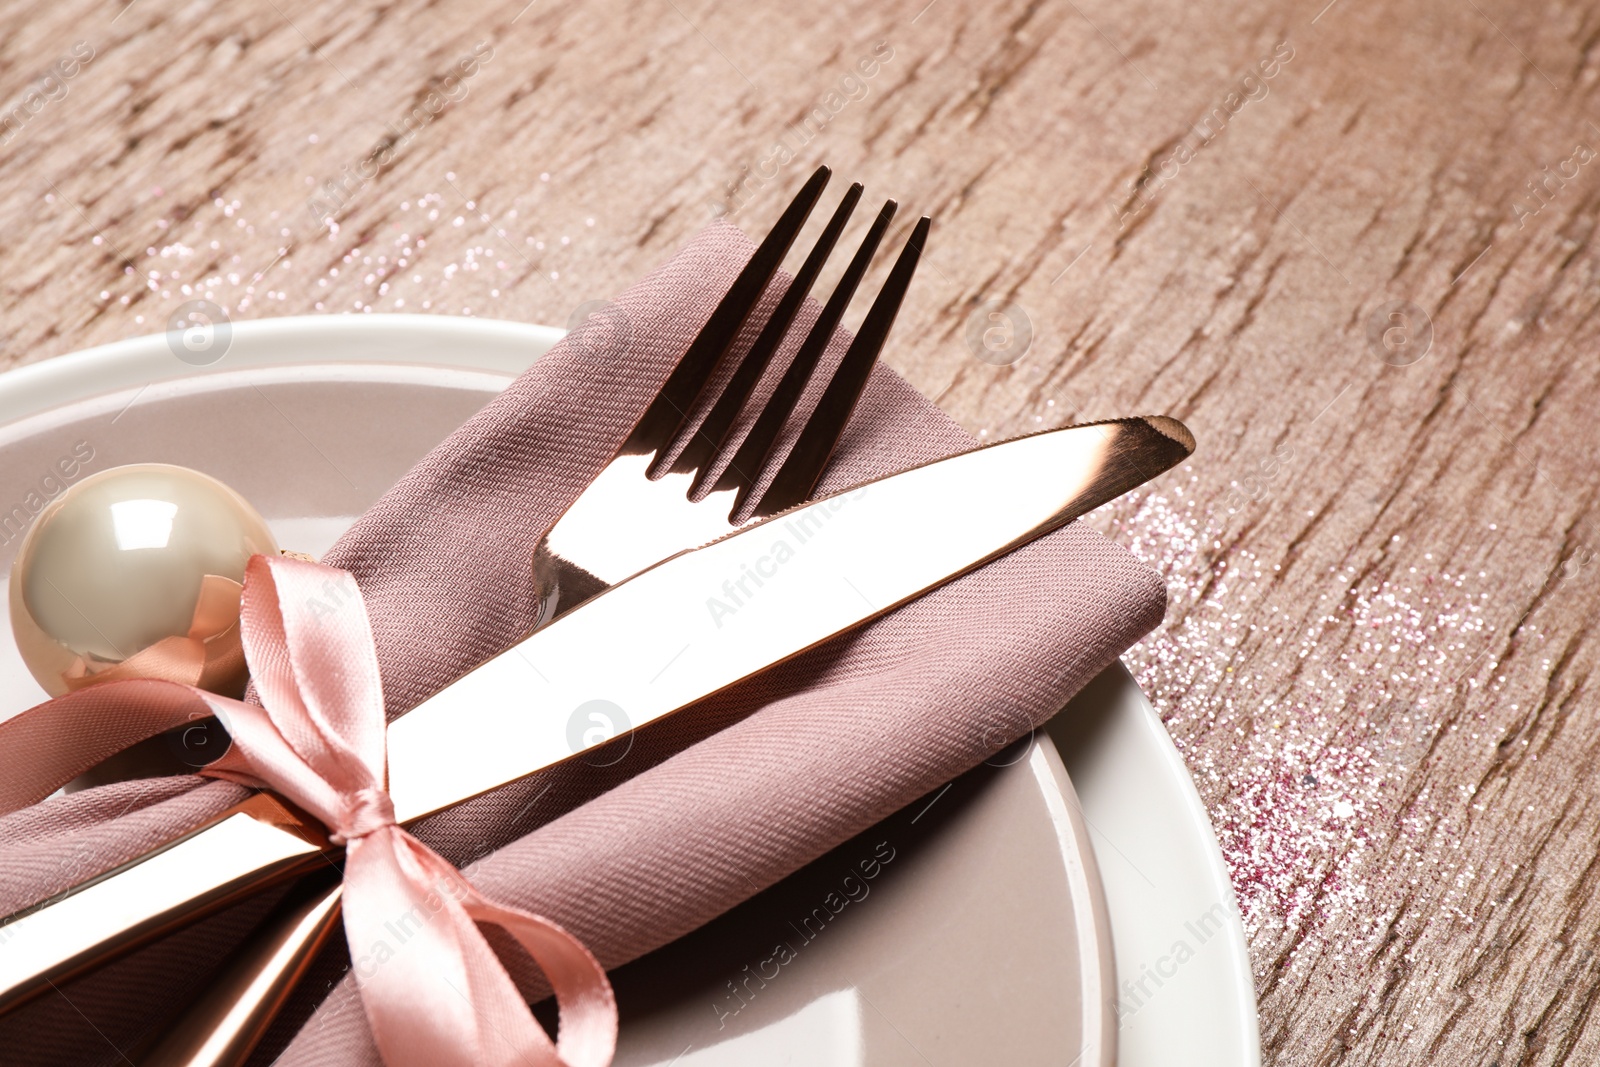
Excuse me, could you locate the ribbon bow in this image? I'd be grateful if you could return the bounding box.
[0,555,617,1067]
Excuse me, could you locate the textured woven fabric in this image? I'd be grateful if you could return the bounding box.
[0,220,1166,1066]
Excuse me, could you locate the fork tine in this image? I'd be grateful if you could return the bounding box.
[623,165,830,457]
[663,182,864,480]
[710,199,899,507]
[751,215,931,518]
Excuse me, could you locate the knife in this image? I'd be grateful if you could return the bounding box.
[0,414,1193,1019]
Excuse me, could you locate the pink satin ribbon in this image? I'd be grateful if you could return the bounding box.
[0,554,617,1067]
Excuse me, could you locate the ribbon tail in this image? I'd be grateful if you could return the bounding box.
[461,873,618,1065]
[60,634,208,691]
[0,575,255,815]
[344,827,616,1067]
[188,575,244,640]
[0,679,218,815]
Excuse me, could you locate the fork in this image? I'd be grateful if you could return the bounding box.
[533,165,925,612]
[133,164,932,1066]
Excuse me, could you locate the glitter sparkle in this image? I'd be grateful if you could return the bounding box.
[1090,475,1533,978]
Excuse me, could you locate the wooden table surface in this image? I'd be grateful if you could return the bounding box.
[5,0,1599,1061]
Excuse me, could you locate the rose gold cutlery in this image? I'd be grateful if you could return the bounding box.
[4,165,929,1059]
[0,164,1196,1067]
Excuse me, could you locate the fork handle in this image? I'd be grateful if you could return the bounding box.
[137,877,344,1067]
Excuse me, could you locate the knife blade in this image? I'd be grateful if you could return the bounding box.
[0,414,1193,1013]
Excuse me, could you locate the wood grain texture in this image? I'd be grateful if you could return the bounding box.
[4,0,1600,1061]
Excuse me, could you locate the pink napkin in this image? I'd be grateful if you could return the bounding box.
[0,220,1166,1065]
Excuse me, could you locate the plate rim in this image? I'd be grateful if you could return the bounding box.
[1051,662,1262,1067]
[0,313,1257,1065]
[0,314,563,425]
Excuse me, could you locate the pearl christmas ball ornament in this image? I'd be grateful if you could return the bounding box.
[9,463,279,698]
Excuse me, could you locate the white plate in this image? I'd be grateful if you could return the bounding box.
[0,315,1258,1064]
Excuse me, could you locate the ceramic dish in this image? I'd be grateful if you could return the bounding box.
[0,315,1257,1064]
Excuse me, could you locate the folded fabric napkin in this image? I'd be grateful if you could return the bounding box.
[0,219,1166,1066]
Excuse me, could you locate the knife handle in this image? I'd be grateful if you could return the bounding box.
[0,792,336,1016]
